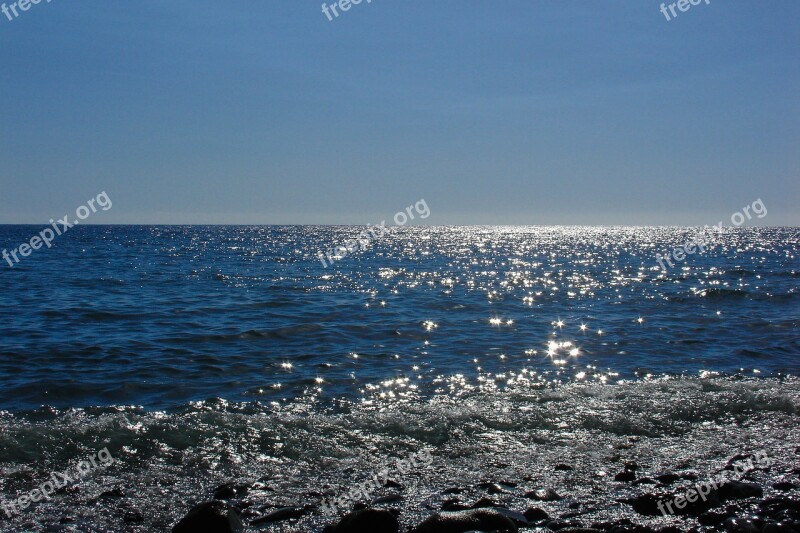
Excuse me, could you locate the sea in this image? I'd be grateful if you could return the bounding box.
[0,225,798,532]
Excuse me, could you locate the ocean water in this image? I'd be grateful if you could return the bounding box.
[0,225,798,531]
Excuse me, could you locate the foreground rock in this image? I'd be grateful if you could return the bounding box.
[172,501,244,533]
[328,508,399,533]
[411,508,518,533]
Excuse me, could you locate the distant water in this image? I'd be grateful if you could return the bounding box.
[0,225,798,411]
[1,225,799,531]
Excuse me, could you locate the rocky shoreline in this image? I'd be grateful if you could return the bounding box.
[171,448,800,532]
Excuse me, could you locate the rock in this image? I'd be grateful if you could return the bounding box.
[172,501,244,533]
[718,481,763,500]
[493,507,529,527]
[524,488,562,501]
[372,493,402,504]
[332,508,399,533]
[773,481,797,491]
[441,499,469,511]
[411,508,517,533]
[633,477,657,485]
[214,483,249,500]
[488,484,508,495]
[654,473,681,484]
[722,517,760,532]
[384,480,404,489]
[698,511,729,526]
[555,464,574,471]
[614,471,636,482]
[625,494,663,516]
[441,487,465,495]
[470,497,501,509]
[544,520,582,530]
[523,507,549,521]
[251,506,307,524]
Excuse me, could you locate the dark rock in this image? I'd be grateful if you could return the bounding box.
[524,488,562,501]
[384,479,403,489]
[372,493,402,504]
[441,499,469,511]
[555,464,574,471]
[123,511,144,523]
[654,473,681,484]
[633,477,657,485]
[411,508,517,533]
[698,511,729,525]
[544,520,583,531]
[624,462,638,472]
[487,484,508,495]
[172,501,244,533]
[718,481,763,500]
[98,488,125,499]
[470,497,500,509]
[494,507,529,527]
[722,517,760,532]
[615,471,637,482]
[773,481,798,491]
[251,506,307,524]
[214,483,249,500]
[441,487,465,495]
[625,494,664,516]
[332,508,399,533]
[523,507,549,521]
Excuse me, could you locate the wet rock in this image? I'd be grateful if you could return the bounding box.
[493,508,528,527]
[544,520,582,530]
[332,508,400,533]
[722,517,760,532]
[411,508,517,533]
[773,481,797,491]
[555,464,574,471]
[441,486,465,495]
[372,493,402,504]
[123,511,145,524]
[441,499,469,511]
[251,506,307,524]
[624,494,663,516]
[524,488,562,501]
[614,471,637,482]
[718,481,763,500]
[214,482,249,500]
[654,473,681,484]
[488,484,508,495]
[698,510,729,526]
[523,507,549,521]
[633,477,657,485]
[172,501,244,533]
[384,479,404,489]
[470,497,501,509]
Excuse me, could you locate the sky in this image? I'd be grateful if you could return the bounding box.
[0,1,798,225]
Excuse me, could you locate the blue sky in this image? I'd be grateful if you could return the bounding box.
[1,1,798,224]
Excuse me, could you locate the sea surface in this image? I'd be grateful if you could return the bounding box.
[0,225,798,531]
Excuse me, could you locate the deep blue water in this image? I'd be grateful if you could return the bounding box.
[1,225,798,411]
